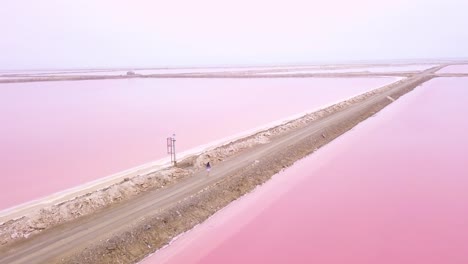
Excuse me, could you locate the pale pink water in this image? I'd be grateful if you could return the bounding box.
[437,65,468,74]
[0,77,395,210]
[145,77,468,264]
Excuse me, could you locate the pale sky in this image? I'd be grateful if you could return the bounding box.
[1,0,467,69]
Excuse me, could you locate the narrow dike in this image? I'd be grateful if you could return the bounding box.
[62,74,435,263]
[0,68,441,264]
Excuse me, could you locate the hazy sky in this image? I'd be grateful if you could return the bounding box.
[1,0,467,69]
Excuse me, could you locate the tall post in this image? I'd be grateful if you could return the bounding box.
[167,134,177,166]
[172,133,176,166]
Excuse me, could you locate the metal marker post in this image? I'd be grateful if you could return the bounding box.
[172,134,176,166]
[167,134,177,166]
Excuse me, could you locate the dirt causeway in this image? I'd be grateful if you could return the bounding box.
[0,66,443,264]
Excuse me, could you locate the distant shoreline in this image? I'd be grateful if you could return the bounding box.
[1,62,463,84]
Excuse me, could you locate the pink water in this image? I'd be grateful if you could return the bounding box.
[437,65,468,74]
[145,77,468,264]
[0,77,395,211]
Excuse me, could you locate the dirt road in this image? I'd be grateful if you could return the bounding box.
[0,66,443,264]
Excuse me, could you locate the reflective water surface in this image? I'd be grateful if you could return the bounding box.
[144,77,468,264]
[0,77,395,210]
[437,65,468,74]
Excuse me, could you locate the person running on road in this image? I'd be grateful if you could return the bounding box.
[206,162,211,175]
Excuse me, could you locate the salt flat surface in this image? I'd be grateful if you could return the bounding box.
[0,65,437,78]
[1,68,304,77]
[143,77,468,264]
[117,66,320,75]
[0,70,108,76]
[437,65,468,74]
[0,77,397,211]
[0,67,317,77]
[0,65,373,77]
[133,68,259,74]
[0,76,19,79]
[34,71,131,76]
[258,64,438,75]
